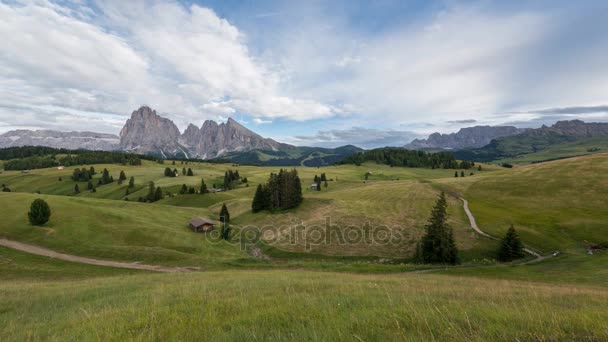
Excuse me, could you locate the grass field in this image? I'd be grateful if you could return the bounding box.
[1,269,606,340]
[0,161,497,260]
[1,154,608,340]
[438,153,608,254]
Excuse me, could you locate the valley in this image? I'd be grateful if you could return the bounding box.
[1,150,607,340]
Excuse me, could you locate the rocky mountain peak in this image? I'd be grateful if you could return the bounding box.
[119,106,182,155]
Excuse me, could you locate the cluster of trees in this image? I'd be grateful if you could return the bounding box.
[223,170,241,190]
[72,167,96,181]
[312,173,328,191]
[454,171,474,177]
[2,184,11,192]
[98,168,114,185]
[146,181,163,202]
[339,148,467,169]
[180,184,196,194]
[2,147,146,171]
[252,169,303,212]
[164,167,178,177]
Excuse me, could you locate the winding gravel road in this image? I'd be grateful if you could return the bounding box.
[460,198,551,264]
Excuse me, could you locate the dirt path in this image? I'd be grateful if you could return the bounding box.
[459,198,549,264]
[0,239,195,273]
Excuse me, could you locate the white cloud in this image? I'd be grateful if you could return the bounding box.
[0,0,335,134]
[253,118,272,124]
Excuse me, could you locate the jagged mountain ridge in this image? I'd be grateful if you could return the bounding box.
[116,106,292,159]
[0,130,120,150]
[405,125,526,150]
[453,120,608,162]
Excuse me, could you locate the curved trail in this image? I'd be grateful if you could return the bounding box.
[0,238,195,273]
[459,198,550,264]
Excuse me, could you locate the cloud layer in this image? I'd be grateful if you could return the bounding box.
[0,0,334,133]
[1,0,608,148]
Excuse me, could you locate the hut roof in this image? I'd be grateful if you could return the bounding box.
[189,217,215,227]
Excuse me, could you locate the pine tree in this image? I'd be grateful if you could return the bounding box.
[89,166,96,175]
[220,224,231,241]
[498,225,525,262]
[454,171,459,177]
[219,203,230,224]
[460,171,465,177]
[146,181,155,202]
[128,176,135,188]
[478,164,482,171]
[182,167,186,176]
[74,184,80,194]
[252,184,266,212]
[418,192,460,264]
[187,168,194,176]
[119,170,127,181]
[180,184,188,194]
[154,187,163,201]
[164,167,173,177]
[28,199,51,226]
[200,179,208,194]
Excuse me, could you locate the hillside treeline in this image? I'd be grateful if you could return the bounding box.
[1,146,148,170]
[338,148,473,169]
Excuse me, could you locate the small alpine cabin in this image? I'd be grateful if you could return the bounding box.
[189,217,215,232]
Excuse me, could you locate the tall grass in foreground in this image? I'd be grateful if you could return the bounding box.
[1,270,606,340]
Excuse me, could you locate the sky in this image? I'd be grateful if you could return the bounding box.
[1,0,608,148]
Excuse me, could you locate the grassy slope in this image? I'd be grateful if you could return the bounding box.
[438,153,608,254]
[0,192,246,268]
[496,136,608,164]
[0,162,497,260]
[1,270,607,341]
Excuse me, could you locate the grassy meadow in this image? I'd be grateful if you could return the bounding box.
[1,269,607,341]
[1,154,608,340]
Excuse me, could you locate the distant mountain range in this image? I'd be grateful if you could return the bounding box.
[1,106,607,165]
[0,106,361,165]
[404,125,526,150]
[0,130,120,151]
[454,120,608,162]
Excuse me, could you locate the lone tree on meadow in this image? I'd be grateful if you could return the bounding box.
[128,176,135,188]
[416,192,460,264]
[119,170,127,182]
[180,184,188,194]
[200,178,208,194]
[74,184,80,194]
[28,199,51,226]
[219,204,231,240]
[498,225,525,262]
[454,171,458,178]
[219,203,230,224]
[187,168,194,176]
